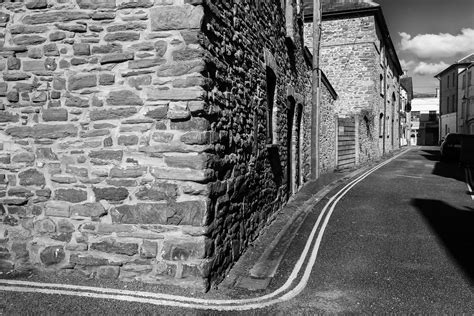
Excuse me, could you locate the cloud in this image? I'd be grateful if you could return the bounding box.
[399,28,474,59]
[413,61,449,75]
[400,59,415,70]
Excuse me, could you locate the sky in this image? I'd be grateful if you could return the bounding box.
[375,0,474,95]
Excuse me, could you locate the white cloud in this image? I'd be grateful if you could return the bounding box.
[413,61,449,76]
[399,28,474,59]
[400,59,415,70]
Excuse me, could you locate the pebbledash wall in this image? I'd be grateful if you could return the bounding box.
[0,0,337,290]
[305,5,402,164]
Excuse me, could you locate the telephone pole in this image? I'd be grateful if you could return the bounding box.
[311,0,321,179]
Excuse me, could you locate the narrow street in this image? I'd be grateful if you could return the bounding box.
[1,147,473,314]
[266,146,474,313]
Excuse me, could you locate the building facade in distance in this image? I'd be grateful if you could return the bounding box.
[410,91,440,146]
[435,53,474,138]
[304,0,403,164]
[458,63,474,134]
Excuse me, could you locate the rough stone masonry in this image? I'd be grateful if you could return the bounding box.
[0,0,336,290]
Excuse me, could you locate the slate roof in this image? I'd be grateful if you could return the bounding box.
[303,0,379,15]
[434,52,474,78]
[457,53,474,64]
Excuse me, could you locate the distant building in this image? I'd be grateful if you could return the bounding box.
[411,90,440,145]
[400,76,413,146]
[435,53,474,138]
[458,63,474,134]
[304,0,403,165]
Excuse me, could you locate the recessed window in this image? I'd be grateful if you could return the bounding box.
[266,66,277,145]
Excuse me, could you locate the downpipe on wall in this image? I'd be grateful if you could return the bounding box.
[311,0,321,180]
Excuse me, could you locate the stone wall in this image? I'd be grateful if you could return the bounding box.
[305,14,401,164]
[201,0,315,286]
[0,0,336,290]
[0,0,212,290]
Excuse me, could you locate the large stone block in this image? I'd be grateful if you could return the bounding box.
[162,237,205,261]
[90,240,138,256]
[145,107,168,120]
[106,90,143,106]
[23,11,91,24]
[0,112,20,123]
[76,0,116,9]
[146,87,205,101]
[13,35,47,46]
[25,0,48,9]
[70,254,120,266]
[156,60,205,77]
[93,187,129,202]
[42,108,68,121]
[112,200,207,226]
[90,107,137,121]
[70,203,105,219]
[104,32,140,42]
[89,150,123,161]
[23,60,45,72]
[150,5,204,31]
[40,246,65,266]
[55,23,87,33]
[140,240,157,259]
[100,53,134,65]
[97,266,120,279]
[164,154,212,170]
[55,189,88,203]
[6,124,78,139]
[68,74,97,91]
[151,167,213,183]
[18,169,45,186]
[109,166,146,178]
[128,58,166,69]
[135,182,177,201]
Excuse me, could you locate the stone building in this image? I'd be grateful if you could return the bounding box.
[435,53,474,137]
[304,0,403,164]
[0,0,338,290]
[410,91,440,146]
[400,76,413,147]
[458,63,474,134]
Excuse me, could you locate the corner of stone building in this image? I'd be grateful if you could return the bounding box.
[0,0,217,291]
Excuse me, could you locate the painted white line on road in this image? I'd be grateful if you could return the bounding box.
[0,149,411,311]
[464,168,474,201]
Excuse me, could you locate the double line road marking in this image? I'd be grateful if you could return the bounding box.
[0,149,410,311]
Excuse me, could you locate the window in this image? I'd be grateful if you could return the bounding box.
[429,111,436,121]
[469,71,472,85]
[266,67,277,144]
[463,73,466,88]
[379,113,384,137]
[285,0,295,40]
[446,96,449,112]
[447,75,450,88]
[453,73,455,87]
[380,74,384,96]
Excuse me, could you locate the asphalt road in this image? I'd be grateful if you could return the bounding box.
[1,147,474,314]
[265,146,474,313]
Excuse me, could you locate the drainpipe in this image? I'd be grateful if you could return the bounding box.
[311,0,321,180]
[383,54,387,155]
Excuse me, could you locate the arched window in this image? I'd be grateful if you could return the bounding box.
[379,113,384,137]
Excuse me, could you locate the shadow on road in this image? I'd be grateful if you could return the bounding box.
[412,198,474,285]
[419,149,465,182]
